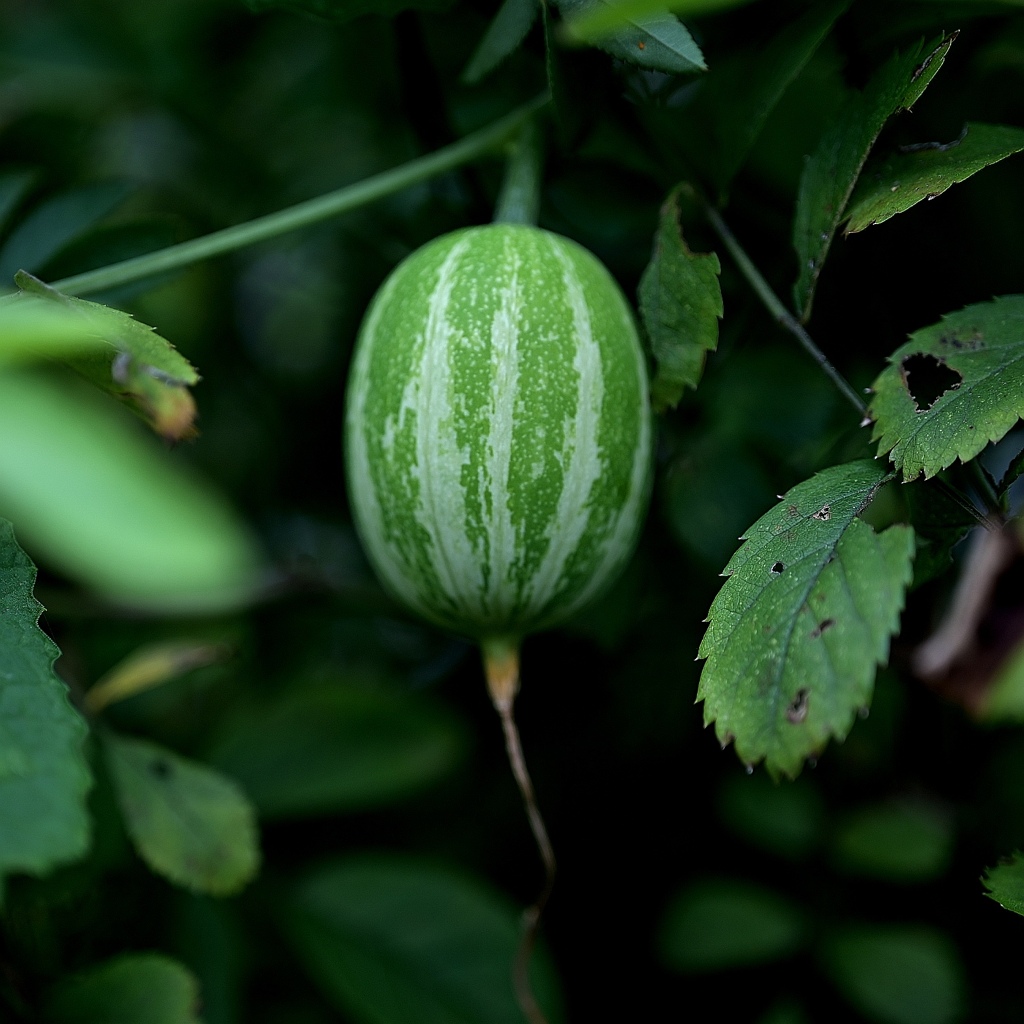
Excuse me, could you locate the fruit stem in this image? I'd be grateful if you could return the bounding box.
[493,117,543,227]
[4,94,550,302]
[482,637,555,1024]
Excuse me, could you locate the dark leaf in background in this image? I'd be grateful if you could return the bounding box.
[104,731,260,896]
[209,678,465,819]
[45,953,202,1024]
[242,0,455,23]
[793,33,955,320]
[869,296,1024,480]
[462,0,539,85]
[699,460,914,778]
[717,771,824,860]
[639,185,722,410]
[285,856,563,1024]
[0,519,90,881]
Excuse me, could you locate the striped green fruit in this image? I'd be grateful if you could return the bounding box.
[344,223,652,645]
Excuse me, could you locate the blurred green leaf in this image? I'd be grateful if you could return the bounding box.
[0,370,261,610]
[685,0,849,191]
[660,878,806,972]
[14,272,200,440]
[0,296,109,366]
[555,0,706,73]
[561,0,755,39]
[241,0,455,22]
[823,925,966,1024]
[0,182,131,286]
[103,731,260,896]
[793,33,954,320]
[718,772,824,859]
[980,637,1024,722]
[831,800,953,881]
[0,518,91,879]
[285,855,563,1024]
[869,296,1024,481]
[846,123,1024,232]
[698,460,914,778]
[638,186,722,410]
[209,678,464,819]
[0,172,35,235]
[45,952,202,1024]
[983,851,1024,916]
[462,0,539,85]
[757,1002,809,1024]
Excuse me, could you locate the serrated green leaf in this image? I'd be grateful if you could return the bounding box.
[831,800,953,881]
[285,855,564,1024]
[14,272,200,440]
[242,0,454,22]
[462,0,539,84]
[698,460,914,778]
[0,370,260,611]
[104,731,260,896]
[0,182,131,286]
[793,33,954,320]
[0,518,91,879]
[822,925,966,1024]
[660,878,807,973]
[667,0,847,192]
[868,296,1024,480]
[983,851,1024,916]
[45,952,202,1024]
[555,0,706,73]
[209,679,465,819]
[845,123,1024,232]
[638,186,722,410]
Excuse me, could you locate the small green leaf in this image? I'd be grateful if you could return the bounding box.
[0,370,260,610]
[718,773,824,860]
[14,273,200,440]
[242,0,455,22]
[103,731,260,896]
[462,0,539,84]
[983,851,1024,916]
[639,186,722,410]
[845,123,1024,233]
[45,952,202,1024]
[555,0,706,74]
[698,460,915,778]
[869,296,1024,480]
[831,800,953,881]
[660,878,806,972]
[0,518,91,879]
[822,925,966,1024]
[793,33,955,320]
[209,678,465,819]
[285,855,563,1024]
[0,182,131,286]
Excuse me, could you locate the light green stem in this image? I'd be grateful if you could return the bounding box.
[493,117,544,227]
[34,94,549,299]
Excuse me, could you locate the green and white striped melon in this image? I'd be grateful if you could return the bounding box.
[344,224,652,646]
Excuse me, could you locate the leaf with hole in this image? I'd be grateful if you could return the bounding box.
[0,518,91,881]
[14,272,200,440]
[793,33,954,320]
[555,0,706,74]
[983,851,1024,917]
[639,186,722,410]
[698,460,914,778]
[845,122,1024,233]
[284,855,563,1024]
[46,953,202,1024]
[103,731,260,896]
[462,0,539,84]
[868,296,1024,480]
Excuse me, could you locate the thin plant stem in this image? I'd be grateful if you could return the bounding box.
[494,117,543,227]
[482,638,554,1024]
[703,205,867,416]
[28,95,549,300]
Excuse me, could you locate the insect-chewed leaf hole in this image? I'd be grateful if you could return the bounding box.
[786,688,810,724]
[770,561,785,576]
[900,352,963,411]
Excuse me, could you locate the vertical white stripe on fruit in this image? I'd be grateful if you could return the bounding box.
[412,237,484,611]
[524,238,604,606]
[345,270,427,611]
[482,240,523,617]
